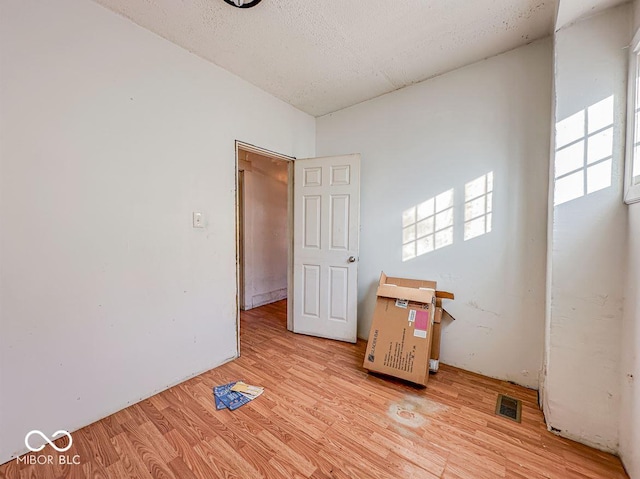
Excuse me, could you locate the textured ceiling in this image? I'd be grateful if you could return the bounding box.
[93,0,558,116]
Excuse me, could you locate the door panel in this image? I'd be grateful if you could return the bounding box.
[303,196,321,249]
[293,154,360,343]
[330,195,349,250]
[329,266,349,322]
[302,264,320,317]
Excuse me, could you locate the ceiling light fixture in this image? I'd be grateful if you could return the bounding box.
[223,0,263,8]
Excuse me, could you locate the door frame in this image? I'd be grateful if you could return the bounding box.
[234,140,295,355]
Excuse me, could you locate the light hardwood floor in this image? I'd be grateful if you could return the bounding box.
[1,300,629,478]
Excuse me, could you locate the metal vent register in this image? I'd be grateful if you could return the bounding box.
[495,394,522,422]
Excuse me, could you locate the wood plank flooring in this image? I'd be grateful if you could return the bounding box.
[0,300,629,478]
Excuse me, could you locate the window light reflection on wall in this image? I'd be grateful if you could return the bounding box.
[402,189,454,262]
[464,172,493,241]
[554,96,614,206]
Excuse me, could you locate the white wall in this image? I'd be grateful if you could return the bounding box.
[317,39,552,389]
[543,5,629,453]
[0,0,314,464]
[621,204,640,477]
[620,3,640,476]
[241,156,289,309]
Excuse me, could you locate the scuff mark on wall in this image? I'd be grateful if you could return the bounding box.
[466,300,500,317]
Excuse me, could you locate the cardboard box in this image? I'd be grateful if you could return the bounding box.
[429,300,443,373]
[429,298,455,373]
[363,272,437,386]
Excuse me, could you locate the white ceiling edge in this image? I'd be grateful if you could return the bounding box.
[555,0,630,31]
[316,36,556,120]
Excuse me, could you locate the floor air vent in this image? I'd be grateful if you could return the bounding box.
[495,394,522,423]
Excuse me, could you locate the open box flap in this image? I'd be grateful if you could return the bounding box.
[378,271,453,303]
[436,291,454,300]
[434,307,457,323]
[376,283,435,303]
[442,309,456,322]
[434,296,456,323]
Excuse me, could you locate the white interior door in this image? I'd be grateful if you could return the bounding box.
[292,154,360,343]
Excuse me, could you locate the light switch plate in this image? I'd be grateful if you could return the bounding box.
[193,212,204,228]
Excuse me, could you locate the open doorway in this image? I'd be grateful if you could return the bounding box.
[235,143,361,352]
[236,142,294,347]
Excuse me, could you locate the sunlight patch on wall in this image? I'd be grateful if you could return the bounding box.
[554,96,614,206]
[464,172,493,241]
[402,189,454,261]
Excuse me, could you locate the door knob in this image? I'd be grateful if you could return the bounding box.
[348,256,356,263]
